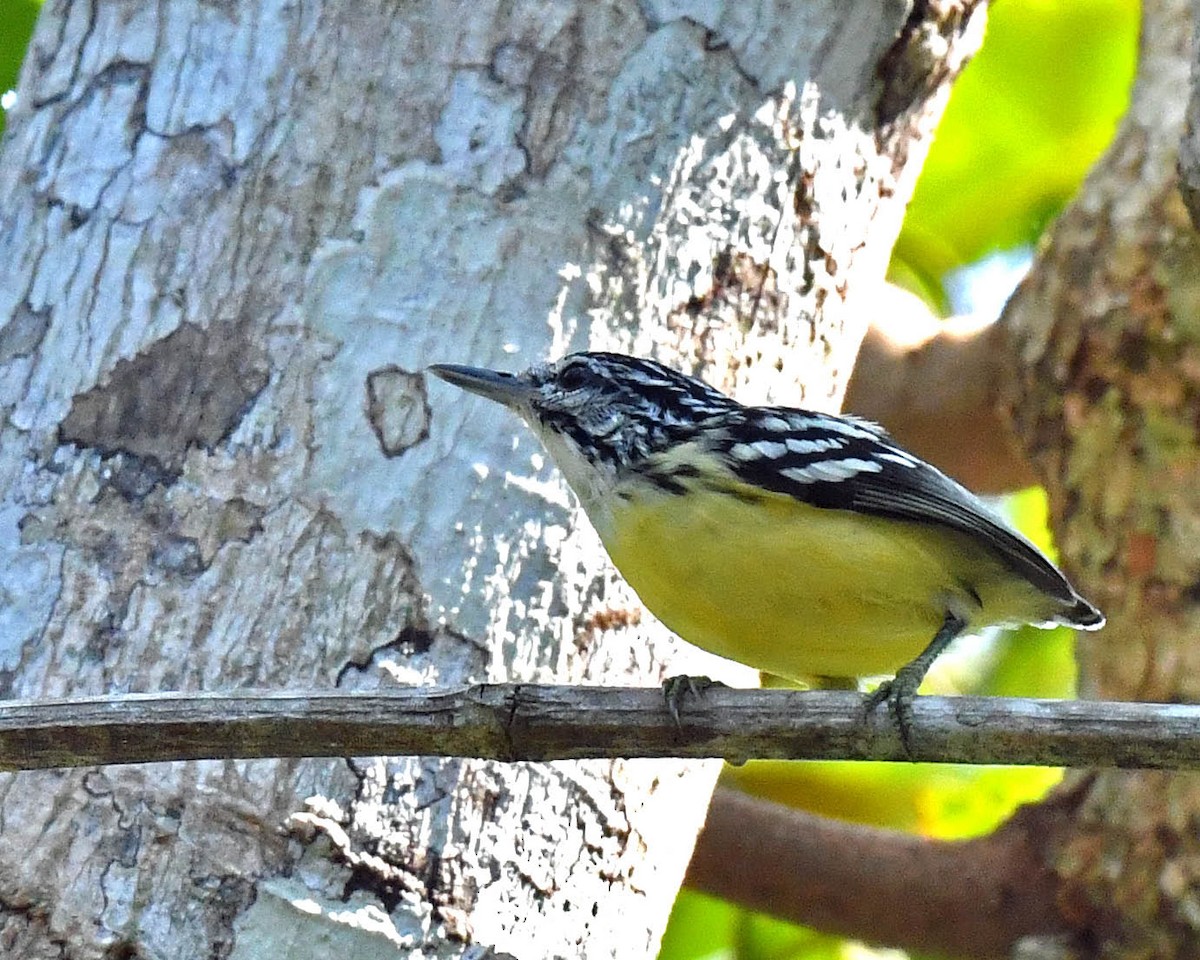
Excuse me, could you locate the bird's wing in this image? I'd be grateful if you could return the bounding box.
[706,408,1087,609]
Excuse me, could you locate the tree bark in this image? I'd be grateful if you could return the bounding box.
[997,1,1200,954]
[843,283,1034,492]
[0,1,983,956]
[686,787,1074,959]
[2,688,1199,771]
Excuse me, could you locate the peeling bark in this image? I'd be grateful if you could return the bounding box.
[0,0,983,956]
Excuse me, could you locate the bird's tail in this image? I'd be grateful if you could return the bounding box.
[1059,595,1105,630]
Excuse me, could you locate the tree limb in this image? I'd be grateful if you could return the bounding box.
[0,686,1197,771]
[686,786,1079,959]
[844,284,1032,493]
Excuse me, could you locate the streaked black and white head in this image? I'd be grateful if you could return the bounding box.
[429,352,735,478]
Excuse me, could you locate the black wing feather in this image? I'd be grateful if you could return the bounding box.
[844,462,1076,603]
[708,408,1087,609]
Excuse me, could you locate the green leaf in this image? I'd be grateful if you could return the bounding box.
[0,1,41,139]
[658,890,858,960]
[659,890,739,960]
[895,0,1138,284]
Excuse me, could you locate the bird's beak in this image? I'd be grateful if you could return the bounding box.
[427,363,536,408]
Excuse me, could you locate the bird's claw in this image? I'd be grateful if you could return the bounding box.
[864,669,921,756]
[661,675,725,727]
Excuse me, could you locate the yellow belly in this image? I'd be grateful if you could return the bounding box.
[595,484,1017,680]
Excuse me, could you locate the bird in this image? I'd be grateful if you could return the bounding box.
[428,351,1104,747]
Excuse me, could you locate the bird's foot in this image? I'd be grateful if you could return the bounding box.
[864,661,926,756]
[661,675,726,727]
[865,611,966,757]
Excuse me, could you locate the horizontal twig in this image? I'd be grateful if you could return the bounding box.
[0,686,1196,771]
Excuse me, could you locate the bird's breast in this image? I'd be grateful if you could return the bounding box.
[591,478,998,679]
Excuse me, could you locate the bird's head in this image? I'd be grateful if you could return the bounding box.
[429,352,736,490]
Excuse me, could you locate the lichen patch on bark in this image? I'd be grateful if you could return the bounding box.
[58,322,270,474]
[364,366,431,458]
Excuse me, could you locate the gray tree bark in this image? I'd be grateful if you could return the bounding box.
[0,1,983,956]
[1000,1,1200,954]
[1,686,1199,771]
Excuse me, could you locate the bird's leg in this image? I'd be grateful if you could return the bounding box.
[865,610,967,753]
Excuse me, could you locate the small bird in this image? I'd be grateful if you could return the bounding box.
[429,352,1104,746]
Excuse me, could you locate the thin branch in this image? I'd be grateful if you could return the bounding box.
[686,786,1078,959]
[0,686,1197,771]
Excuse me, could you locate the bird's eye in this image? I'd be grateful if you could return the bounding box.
[559,365,588,391]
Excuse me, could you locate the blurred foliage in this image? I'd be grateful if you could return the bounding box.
[893,0,1138,303]
[661,891,852,960]
[661,2,1136,958]
[0,1,39,139]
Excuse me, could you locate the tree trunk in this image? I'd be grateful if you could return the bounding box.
[1001,0,1200,954]
[0,1,983,956]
